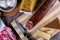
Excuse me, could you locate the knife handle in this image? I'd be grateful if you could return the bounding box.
[24,33,33,40]
[0,12,1,18]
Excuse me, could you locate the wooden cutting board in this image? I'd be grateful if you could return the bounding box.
[29,0,60,34]
[57,15,60,23]
[11,0,60,40]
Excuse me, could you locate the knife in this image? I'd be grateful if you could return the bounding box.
[0,18,5,31]
[15,20,33,40]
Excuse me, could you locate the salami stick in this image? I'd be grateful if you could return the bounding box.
[26,0,56,30]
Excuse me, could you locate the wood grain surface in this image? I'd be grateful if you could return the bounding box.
[11,0,60,33]
[2,0,21,17]
[11,0,60,40]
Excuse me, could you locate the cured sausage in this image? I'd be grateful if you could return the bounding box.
[26,0,56,30]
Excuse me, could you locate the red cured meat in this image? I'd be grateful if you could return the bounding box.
[26,0,56,30]
[0,27,16,40]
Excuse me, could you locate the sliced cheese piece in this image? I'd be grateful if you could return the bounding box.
[34,30,51,40]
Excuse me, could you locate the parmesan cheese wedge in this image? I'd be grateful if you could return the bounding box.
[34,30,51,40]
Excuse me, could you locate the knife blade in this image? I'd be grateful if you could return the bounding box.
[15,20,32,40]
[0,18,5,31]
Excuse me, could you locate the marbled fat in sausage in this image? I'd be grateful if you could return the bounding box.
[26,0,56,30]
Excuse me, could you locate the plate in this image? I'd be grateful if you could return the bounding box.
[0,0,17,12]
